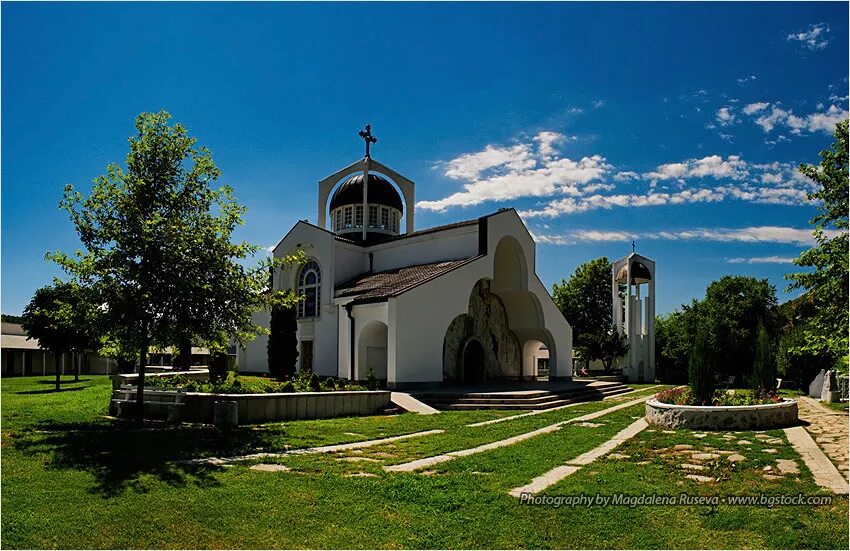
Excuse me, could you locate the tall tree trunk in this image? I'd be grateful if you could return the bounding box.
[135,337,149,421]
[54,351,61,391]
[74,351,80,381]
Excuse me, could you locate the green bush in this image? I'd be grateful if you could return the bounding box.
[365,366,380,390]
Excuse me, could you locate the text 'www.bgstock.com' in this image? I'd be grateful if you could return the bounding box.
[518,492,835,508]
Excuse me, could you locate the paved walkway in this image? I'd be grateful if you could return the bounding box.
[390,392,440,415]
[385,392,655,473]
[784,426,848,495]
[509,418,648,497]
[182,429,445,466]
[796,396,849,481]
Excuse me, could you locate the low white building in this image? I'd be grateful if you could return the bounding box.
[239,129,573,389]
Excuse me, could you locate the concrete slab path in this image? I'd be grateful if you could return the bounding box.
[385,393,655,473]
[182,429,445,466]
[784,425,849,495]
[391,392,440,415]
[508,418,648,497]
[797,396,849,480]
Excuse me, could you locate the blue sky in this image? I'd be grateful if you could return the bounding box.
[2,2,848,316]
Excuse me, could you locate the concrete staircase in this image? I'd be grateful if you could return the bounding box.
[414,382,633,411]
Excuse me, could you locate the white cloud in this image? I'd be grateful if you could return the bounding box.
[418,132,612,212]
[532,226,835,246]
[715,106,738,126]
[644,155,748,182]
[592,99,606,109]
[726,256,797,264]
[742,102,770,115]
[533,131,565,158]
[737,75,758,85]
[786,23,831,50]
[747,103,848,134]
[614,171,639,182]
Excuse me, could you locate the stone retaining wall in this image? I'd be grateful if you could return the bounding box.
[645,398,798,430]
[180,390,391,424]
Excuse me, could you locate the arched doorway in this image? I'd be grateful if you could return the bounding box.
[357,321,388,381]
[461,338,487,385]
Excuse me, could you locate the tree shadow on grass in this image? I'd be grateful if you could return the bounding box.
[15,387,87,395]
[36,378,93,385]
[12,419,273,497]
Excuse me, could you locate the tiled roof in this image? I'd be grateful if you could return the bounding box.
[335,257,481,303]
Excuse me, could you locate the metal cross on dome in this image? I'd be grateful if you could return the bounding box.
[358,124,377,158]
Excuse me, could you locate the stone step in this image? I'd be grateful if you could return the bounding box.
[426,385,635,411]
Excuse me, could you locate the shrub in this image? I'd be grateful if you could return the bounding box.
[308,372,321,391]
[688,325,715,405]
[365,366,380,390]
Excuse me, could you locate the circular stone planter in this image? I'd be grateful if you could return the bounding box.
[645,398,798,430]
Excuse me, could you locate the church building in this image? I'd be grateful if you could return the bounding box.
[238,126,573,389]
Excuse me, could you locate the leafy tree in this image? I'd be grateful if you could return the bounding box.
[591,324,629,372]
[699,276,779,383]
[655,310,696,382]
[689,324,715,405]
[1,314,25,324]
[553,257,612,369]
[21,282,100,390]
[786,120,849,371]
[51,110,299,416]
[267,304,298,379]
[776,294,833,387]
[749,323,776,390]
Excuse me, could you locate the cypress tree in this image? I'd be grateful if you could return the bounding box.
[268,305,298,379]
[689,325,715,405]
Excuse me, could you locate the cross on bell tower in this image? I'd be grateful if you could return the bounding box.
[358,124,377,158]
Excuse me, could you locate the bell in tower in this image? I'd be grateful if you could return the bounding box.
[612,247,656,383]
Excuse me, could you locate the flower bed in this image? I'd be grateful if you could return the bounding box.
[654,386,782,407]
[646,394,798,430]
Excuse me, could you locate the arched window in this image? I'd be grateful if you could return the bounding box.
[297,260,321,318]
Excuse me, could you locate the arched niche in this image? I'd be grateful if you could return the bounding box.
[356,320,388,380]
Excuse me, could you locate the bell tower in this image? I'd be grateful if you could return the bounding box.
[612,247,656,383]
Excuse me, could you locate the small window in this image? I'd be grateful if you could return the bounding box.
[334,210,343,231]
[381,207,389,230]
[368,205,379,228]
[354,205,363,227]
[391,211,399,232]
[344,206,353,228]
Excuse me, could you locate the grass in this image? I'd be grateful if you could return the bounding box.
[1,376,847,549]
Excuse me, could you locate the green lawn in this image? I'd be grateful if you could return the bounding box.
[1,376,847,549]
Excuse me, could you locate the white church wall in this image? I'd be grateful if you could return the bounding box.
[352,303,389,380]
[333,242,368,284]
[239,310,271,374]
[390,257,490,386]
[272,221,340,377]
[369,225,478,272]
[487,210,572,379]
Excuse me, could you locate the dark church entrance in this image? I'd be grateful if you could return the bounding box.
[461,339,486,385]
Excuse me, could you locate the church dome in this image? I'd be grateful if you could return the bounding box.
[329,173,404,214]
